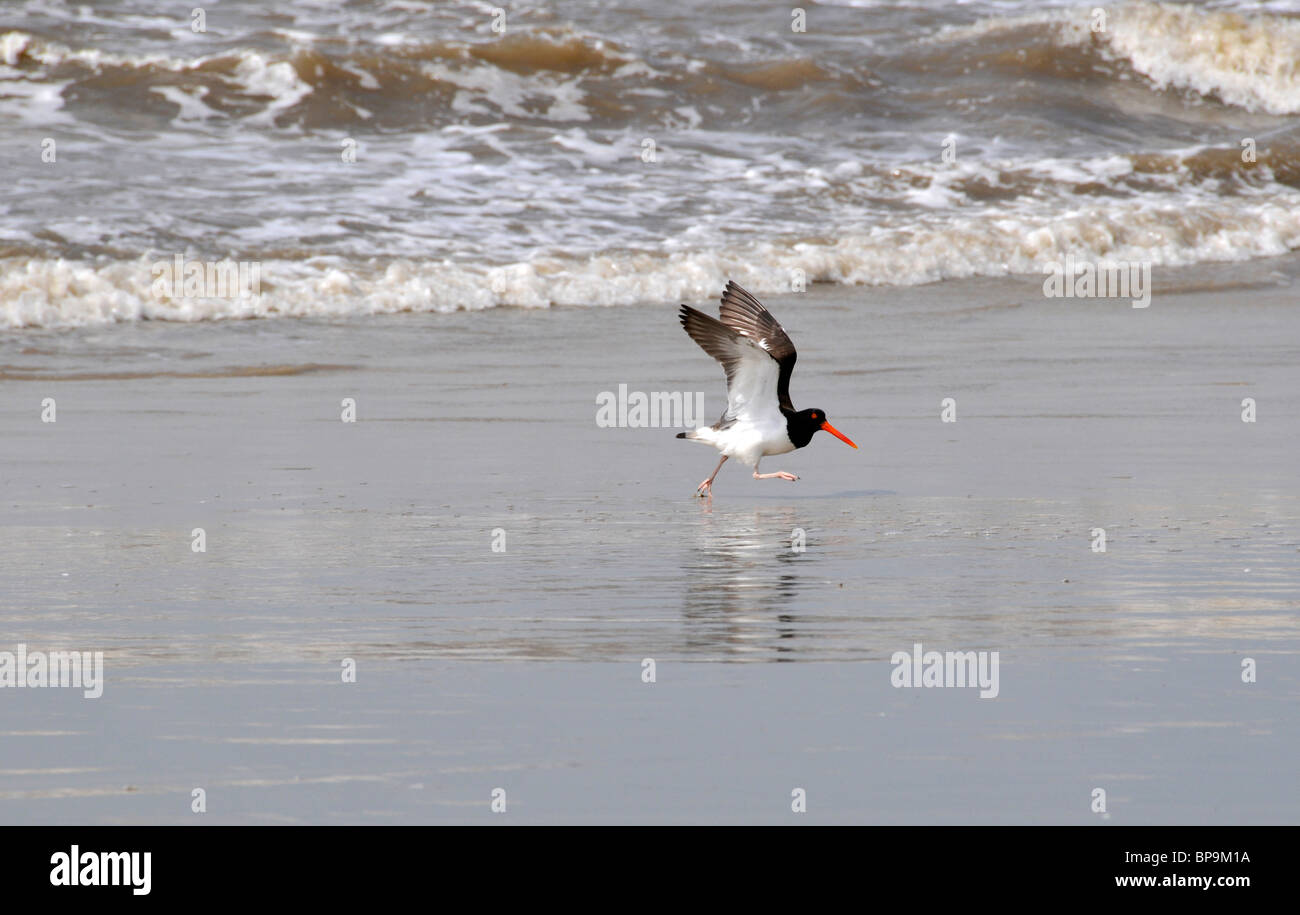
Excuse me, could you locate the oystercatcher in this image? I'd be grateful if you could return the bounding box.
[676,281,857,497]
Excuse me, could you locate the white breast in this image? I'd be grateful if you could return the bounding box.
[692,413,793,467]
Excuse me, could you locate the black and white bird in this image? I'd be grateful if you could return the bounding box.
[676,281,857,497]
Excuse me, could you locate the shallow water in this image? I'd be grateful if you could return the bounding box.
[4,654,1293,825]
[2,268,1297,822]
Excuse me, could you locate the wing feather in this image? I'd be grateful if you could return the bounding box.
[716,282,797,411]
[679,304,782,425]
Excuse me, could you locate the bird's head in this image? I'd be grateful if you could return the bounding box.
[790,409,857,449]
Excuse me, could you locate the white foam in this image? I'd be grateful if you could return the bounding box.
[6,183,1300,330]
[0,31,315,122]
[0,74,73,125]
[549,128,625,164]
[234,54,314,124]
[1102,1,1300,115]
[337,63,382,90]
[0,31,30,66]
[934,1,1300,114]
[149,85,220,121]
[422,60,590,122]
[0,30,195,73]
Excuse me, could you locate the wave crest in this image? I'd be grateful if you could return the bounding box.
[936,1,1300,115]
[7,178,1299,330]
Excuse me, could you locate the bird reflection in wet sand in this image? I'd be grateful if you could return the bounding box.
[679,507,817,660]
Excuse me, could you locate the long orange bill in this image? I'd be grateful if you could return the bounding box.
[821,421,858,449]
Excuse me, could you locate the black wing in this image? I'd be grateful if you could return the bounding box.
[715,281,798,411]
[679,303,786,423]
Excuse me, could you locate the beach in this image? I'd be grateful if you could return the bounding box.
[3,0,1300,827]
[3,258,1297,823]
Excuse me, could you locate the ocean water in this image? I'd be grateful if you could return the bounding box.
[4,0,1300,327]
[4,0,1300,827]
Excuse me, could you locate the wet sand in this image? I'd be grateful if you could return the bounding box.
[2,256,1298,823]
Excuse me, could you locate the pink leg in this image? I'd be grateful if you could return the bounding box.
[752,461,798,482]
[696,455,728,497]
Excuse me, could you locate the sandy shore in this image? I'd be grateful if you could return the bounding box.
[2,255,1298,823]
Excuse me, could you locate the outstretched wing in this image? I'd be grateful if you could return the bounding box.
[679,303,785,427]
[716,281,797,411]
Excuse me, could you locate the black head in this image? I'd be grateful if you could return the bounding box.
[785,408,858,450]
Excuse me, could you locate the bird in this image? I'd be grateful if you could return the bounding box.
[676,281,857,497]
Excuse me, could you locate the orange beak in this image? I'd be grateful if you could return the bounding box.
[821,421,857,449]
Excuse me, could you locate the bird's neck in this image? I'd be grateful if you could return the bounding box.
[784,410,815,449]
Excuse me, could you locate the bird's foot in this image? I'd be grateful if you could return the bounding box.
[695,480,714,497]
[753,471,799,482]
